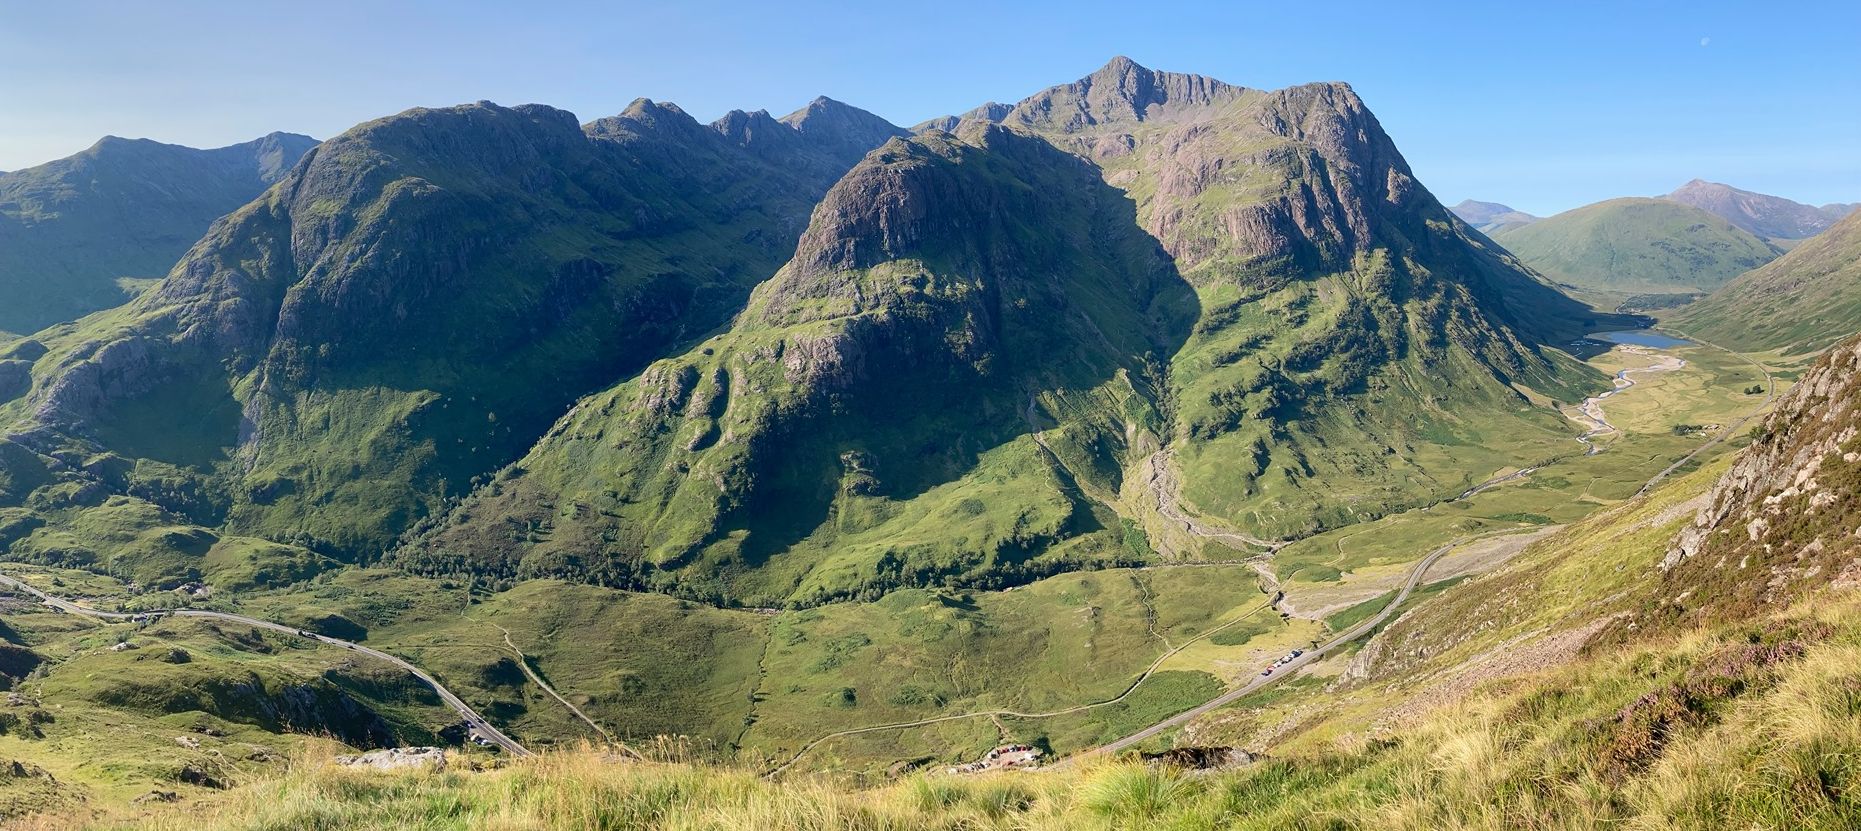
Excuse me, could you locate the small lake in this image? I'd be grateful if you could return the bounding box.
[1589,330,1692,349]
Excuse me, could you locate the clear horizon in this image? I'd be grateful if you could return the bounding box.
[2,0,1856,216]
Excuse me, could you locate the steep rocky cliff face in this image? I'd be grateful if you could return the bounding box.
[0,97,901,559]
[1659,333,1861,622]
[0,132,317,334]
[1004,59,1614,535]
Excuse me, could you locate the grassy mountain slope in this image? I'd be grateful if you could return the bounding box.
[1003,60,1612,537]
[48,377,1861,828]
[0,133,316,334]
[404,124,1194,605]
[0,97,900,569]
[1671,209,1861,355]
[405,59,1615,604]
[1492,197,1782,300]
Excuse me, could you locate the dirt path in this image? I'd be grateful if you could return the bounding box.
[1061,535,1490,763]
[0,573,531,757]
[487,622,643,758]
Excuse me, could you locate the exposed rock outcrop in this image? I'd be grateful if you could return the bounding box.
[336,747,447,772]
[1661,333,1861,619]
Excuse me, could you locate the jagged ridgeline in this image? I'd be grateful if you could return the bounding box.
[404,59,1618,605]
[0,96,905,572]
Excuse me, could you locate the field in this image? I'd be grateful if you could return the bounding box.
[0,329,1779,815]
[33,567,1861,830]
[1265,336,1771,617]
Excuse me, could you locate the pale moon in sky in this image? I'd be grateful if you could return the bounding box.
[1701,36,1712,47]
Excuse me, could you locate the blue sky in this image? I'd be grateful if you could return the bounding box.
[2,0,1856,215]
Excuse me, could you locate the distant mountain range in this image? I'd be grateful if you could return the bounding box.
[1457,181,1854,306]
[1449,200,1539,233]
[0,132,317,335]
[1664,179,1856,242]
[1490,197,1782,301]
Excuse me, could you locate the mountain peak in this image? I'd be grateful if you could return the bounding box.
[587,97,708,143]
[910,102,1013,134]
[1093,55,1143,77]
[778,96,895,133]
[775,96,907,163]
[1663,178,1847,240]
[1450,199,1540,229]
[1006,56,1246,131]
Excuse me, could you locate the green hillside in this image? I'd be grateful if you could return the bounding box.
[1671,209,1861,355]
[42,330,1861,830]
[406,124,1192,605]
[399,60,1615,606]
[0,133,316,334]
[1493,197,1781,302]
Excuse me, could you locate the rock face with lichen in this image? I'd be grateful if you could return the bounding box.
[1661,333,1861,620]
[336,747,447,772]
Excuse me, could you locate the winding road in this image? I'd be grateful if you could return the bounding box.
[0,573,531,757]
[1065,536,1464,762]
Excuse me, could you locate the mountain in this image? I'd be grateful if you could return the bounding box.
[910,102,1014,133]
[403,58,1617,605]
[405,123,1192,604]
[0,97,903,570]
[0,132,317,335]
[77,325,1861,823]
[1450,199,1539,233]
[776,96,911,162]
[1492,197,1782,300]
[1671,209,1861,354]
[1664,178,1856,241]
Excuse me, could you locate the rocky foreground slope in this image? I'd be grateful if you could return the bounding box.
[1660,331,1861,620]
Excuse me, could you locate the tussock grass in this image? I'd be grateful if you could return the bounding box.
[38,596,1861,831]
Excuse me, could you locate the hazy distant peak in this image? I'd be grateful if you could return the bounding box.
[911,102,1012,134]
[1451,199,1540,229]
[1663,178,1848,241]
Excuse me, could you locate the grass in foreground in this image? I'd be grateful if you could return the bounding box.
[29,587,1861,831]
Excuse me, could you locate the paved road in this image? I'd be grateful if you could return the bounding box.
[0,573,531,757]
[1068,538,1463,761]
